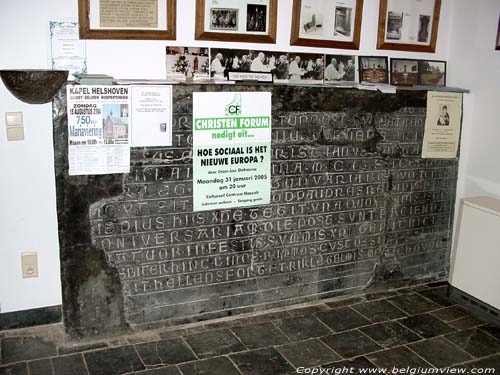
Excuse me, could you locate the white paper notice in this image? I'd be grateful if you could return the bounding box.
[49,21,87,79]
[130,85,172,147]
[422,91,463,159]
[67,85,131,175]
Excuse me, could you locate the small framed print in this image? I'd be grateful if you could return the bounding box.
[390,58,419,86]
[78,0,176,40]
[359,56,389,84]
[496,15,500,50]
[290,0,364,49]
[418,60,446,86]
[195,0,278,43]
[377,0,442,52]
[324,55,357,83]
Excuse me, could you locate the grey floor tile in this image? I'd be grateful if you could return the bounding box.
[287,305,329,317]
[136,338,197,366]
[52,354,88,375]
[430,306,469,322]
[418,287,453,307]
[465,355,500,373]
[274,316,330,342]
[58,341,108,356]
[184,329,245,359]
[325,297,364,309]
[448,316,486,330]
[322,357,377,374]
[321,330,382,359]
[84,345,145,375]
[246,312,291,325]
[409,337,473,368]
[446,329,500,357]
[0,362,29,375]
[388,294,441,315]
[399,313,456,338]
[480,324,500,341]
[361,321,421,348]
[230,347,294,375]
[134,367,181,375]
[367,347,432,369]
[276,338,341,368]
[179,356,240,375]
[352,300,407,322]
[316,308,371,332]
[1,336,57,363]
[27,359,53,375]
[231,322,289,349]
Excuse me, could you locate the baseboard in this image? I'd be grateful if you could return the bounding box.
[449,286,500,325]
[0,305,62,331]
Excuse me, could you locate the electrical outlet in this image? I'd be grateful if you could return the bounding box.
[21,252,38,278]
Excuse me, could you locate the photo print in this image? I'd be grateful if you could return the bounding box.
[390,59,419,86]
[437,105,450,126]
[166,47,210,81]
[334,6,352,37]
[301,1,324,36]
[210,8,238,30]
[418,15,431,43]
[249,50,290,81]
[386,11,403,40]
[324,55,356,82]
[359,56,389,84]
[102,104,128,143]
[419,60,446,86]
[247,4,267,32]
[287,52,324,83]
[210,48,251,80]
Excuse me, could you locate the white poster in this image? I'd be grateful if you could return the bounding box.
[130,85,172,147]
[422,91,463,159]
[193,92,272,211]
[49,21,87,79]
[67,85,131,175]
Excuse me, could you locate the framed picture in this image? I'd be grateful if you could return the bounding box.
[166,47,210,81]
[418,60,446,86]
[195,0,278,43]
[358,56,389,84]
[496,15,500,50]
[290,0,364,49]
[78,0,176,39]
[390,58,419,86]
[377,0,442,52]
[324,55,357,83]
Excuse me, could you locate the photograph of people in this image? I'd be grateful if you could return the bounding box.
[288,56,304,81]
[210,52,225,79]
[437,105,450,126]
[324,55,356,82]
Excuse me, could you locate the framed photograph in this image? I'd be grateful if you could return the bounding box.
[324,55,357,83]
[358,56,389,84]
[496,15,500,50]
[377,0,442,52]
[290,0,364,49]
[166,47,210,81]
[390,58,419,86]
[78,0,176,39]
[195,0,278,43]
[418,60,446,86]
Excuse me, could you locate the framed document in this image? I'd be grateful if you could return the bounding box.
[290,0,363,50]
[496,15,500,50]
[78,0,176,40]
[377,0,441,52]
[195,0,278,43]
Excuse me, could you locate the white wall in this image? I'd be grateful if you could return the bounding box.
[0,0,455,314]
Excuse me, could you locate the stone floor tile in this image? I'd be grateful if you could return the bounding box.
[27,359,53,375]
[58,341,108,355]
[273,315,331,342]
[230,347,294,375]
[316,307,371,332]
[325,296,364,309]
[408,337,473,368]
[352,300,407,322]
[1,336,57,363]
[184,329,245,359]
[430,306,469,322]
[179,356,240,375]
[84,345,145,375]
[245,312,291,324]
[388,293,441,315]
[364,291,400,301]
[322,357,377,374]
[133,367,181,375]
[479,324,500,341]
[446,329,500,357]
[276,338,341,368]
[0,362,28,375]
[52,354,88,375]
[367,347,432,369]
[321,330,382,358]
[418,287,453,307]
[399,313,456,338]
[465,355,500,373]
[231,322,289,349]
[287,305,329,317]
[157,329,187,340]
[361,321,421,348]
[136,338,197,366]
[448,316,486,330]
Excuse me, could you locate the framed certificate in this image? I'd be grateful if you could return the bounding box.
[290,0,364,50]
[377,0,441,52]
[78,0,176,39]
[195,0,278,43]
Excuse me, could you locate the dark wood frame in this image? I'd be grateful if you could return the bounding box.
[377,0,441,53]
[390,58,420,86]
[195,0,278,43]
[496,14,500,50]
[290,0,363,49]
[358,56,389,84]
[418,59,447,87]
[78,0,176,40]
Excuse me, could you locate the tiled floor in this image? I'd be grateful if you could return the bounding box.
[1,283,499,375]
